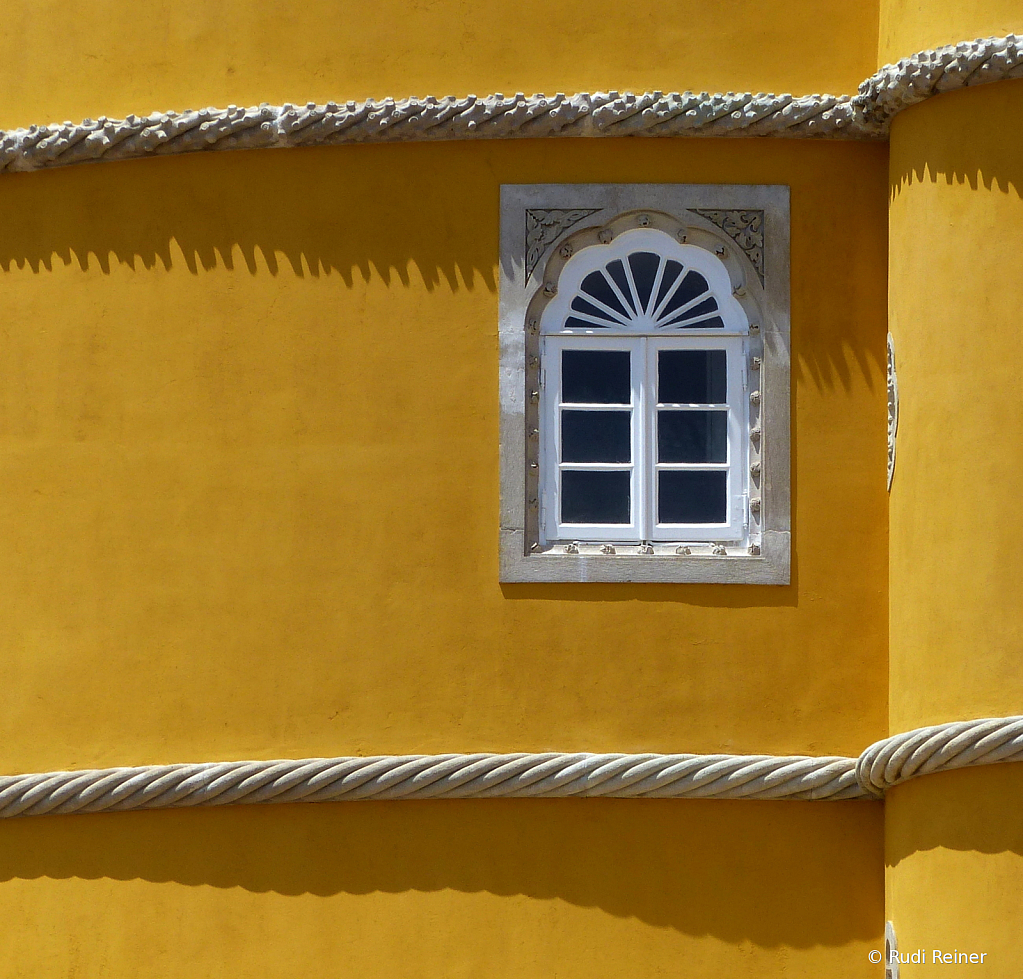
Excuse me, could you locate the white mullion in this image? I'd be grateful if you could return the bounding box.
[560,402,632,410]
[600,268,636,319]
[571,293,631,326]
[645,256,667,317]
[641,338,656,540]
[657,403,729,410]
[658,294,717,327]
[650,264,689,321]
[564,310,625,330]
[559,462,633,471]
[621,259,643,319]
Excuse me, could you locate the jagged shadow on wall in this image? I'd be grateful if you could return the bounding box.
[0,136,886,396]
[886,764,1023,868]
[0,797,882,946]
[889,78,1023,206]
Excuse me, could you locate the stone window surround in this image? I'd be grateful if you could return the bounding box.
[499,183,791,584]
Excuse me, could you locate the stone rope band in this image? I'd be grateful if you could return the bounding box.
[0,34,1021,173]
[2,715,1022,818]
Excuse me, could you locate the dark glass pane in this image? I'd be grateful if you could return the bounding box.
[606,260,636,312]
[663,296,718,326]
[658,471,728,524]
[581,270,630,318]
[571,296,619,323]
[658,410,727,463]
[658,350,727,404]
[562,349,631,404]
[564,316,608,331]
[562,410,631,463]
[628,252,660,312]
[654,260,684,310]
[562,470,631,524]
[660,270,708,318]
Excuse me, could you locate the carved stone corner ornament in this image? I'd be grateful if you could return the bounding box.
[887,332,899,492]
[524,208,600,280]
[688,208,765,284]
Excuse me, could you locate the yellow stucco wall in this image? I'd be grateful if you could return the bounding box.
[886,765,1023,976]
[0,798,883,979]
[0,138,889,774]
[888,78,1023,733]
[879,0,1023,67]
[0,0,880,131]
[0,5,898,978]
[887,73,1023,979]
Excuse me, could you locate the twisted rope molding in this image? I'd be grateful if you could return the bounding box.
[3,716,1023,818]
[1,35,1022,174]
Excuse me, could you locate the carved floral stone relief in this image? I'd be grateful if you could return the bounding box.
[524,208,600,279]
[688,208,765,284]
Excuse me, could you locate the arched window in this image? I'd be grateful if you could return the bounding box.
[499,184,790,584]
[540,229,750,546]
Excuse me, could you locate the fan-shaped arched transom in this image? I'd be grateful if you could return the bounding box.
[540,229,748,336]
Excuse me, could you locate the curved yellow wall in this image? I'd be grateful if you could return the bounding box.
[0,137,889,774]
[886,765,1023,975]
[879,0,1023,67]
[0,0,879,131]
[888,79,1023,733]
[888,73,1023,979]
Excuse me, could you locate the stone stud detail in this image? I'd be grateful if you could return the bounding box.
[675,545,691,555]
[565,542,580,554]
[748,542,761,556]
[529,390,539,404]
[637,213,650,227]
[749,323,760,333]
[598,228,614,244]
[750,462,762,477]
[750,391,761,406]
[559,242,574,259]
[543,281,557,297]
[528,317,540,334]
[529,542,542,553]
[637,543,654,555]
[711,544,727,556]
[600,544,616,554]
[751,356,761,371]
[750,497,762,513]
[750,426,762,442]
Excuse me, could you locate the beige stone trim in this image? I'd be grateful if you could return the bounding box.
[2,717,1023,818]
[0,36,1021,173]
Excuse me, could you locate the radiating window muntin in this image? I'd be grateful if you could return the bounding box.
[540,229,750,545]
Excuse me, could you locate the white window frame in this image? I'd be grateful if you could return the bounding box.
[541,334,748,545]
[498,183,790,584]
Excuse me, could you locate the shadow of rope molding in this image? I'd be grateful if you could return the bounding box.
[2,717,1023,818]
[0,35,1022,172]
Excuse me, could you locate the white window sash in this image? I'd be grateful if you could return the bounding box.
[541,335,645,542]
[542,334,747,545]
[644,335,747,542]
